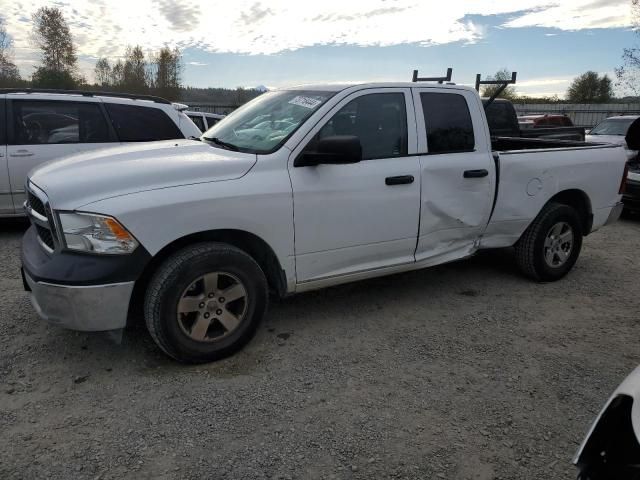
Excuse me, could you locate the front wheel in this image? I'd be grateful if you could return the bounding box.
[515,202,583,282]
[144,242,268,363]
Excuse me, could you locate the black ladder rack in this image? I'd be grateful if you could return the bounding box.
[411,68,453,84]
[474,72,517,109]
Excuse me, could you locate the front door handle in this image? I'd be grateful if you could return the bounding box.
[10,150,34,158]
[385,175,414,186]
[463,169,488,178]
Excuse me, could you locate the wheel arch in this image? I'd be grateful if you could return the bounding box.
[130,229,288,317]
[544,189,593,236]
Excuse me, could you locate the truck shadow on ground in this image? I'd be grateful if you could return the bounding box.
[7,216,610,374]
[21,245,524,376]
[621,209,640,222]
[131,247,523,366]
[1,218,30,232]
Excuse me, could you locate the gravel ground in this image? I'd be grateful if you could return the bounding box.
[1,217,639,480]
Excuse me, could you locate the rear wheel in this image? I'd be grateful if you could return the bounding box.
[144,242,268,363]
[515,202,583,281]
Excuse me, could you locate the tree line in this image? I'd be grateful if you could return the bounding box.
[0,7,185,100]
[93,46,182,100]
[0,7,259,103]
[481,69,616,104]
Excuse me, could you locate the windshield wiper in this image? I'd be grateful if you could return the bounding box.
[203,137,239,151]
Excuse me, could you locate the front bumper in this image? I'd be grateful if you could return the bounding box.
[21,225,151,332]
[24,271,134,331]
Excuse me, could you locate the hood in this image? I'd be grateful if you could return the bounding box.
[28,140,257,210]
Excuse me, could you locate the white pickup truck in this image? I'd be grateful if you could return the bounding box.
[21,82,627,363]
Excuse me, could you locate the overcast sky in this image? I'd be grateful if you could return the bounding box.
[2,0,636,97]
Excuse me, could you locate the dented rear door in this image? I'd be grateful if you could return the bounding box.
[412,87,495,262]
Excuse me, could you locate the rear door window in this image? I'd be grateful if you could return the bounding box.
[420,93,475,153]
[105,104,183,142]
[11,100,111,144]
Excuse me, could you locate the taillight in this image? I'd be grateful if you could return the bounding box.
[620,162,630,194]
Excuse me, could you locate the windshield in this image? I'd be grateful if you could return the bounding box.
[202,90,335,154]
[590,118,636,136]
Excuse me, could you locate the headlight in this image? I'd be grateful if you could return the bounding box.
[58,212,139,254]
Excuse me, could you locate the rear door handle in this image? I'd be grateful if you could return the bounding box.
[10,150,34,158]
[385,175,414,186]
[463,169,488,178]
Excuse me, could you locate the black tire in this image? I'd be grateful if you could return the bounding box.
[515,202,583,282]
[144,242,268,363]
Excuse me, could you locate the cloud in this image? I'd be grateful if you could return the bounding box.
[156,0,200,31]
[239,3,274,25]
[517,77,572,88]
[2,0,633,78]
[186,61,207,66]
[503,0,630,29]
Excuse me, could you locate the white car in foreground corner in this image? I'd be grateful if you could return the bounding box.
[21,82,627,363]
[574,365,640,479]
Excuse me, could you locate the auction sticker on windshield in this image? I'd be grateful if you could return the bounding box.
[288,96,323,109]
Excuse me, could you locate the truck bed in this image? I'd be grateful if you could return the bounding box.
[481,135,625,250]
[491,136,609,152]
[519,126,585,142]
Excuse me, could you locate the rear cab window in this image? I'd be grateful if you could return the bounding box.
[10,100,112,145]
[105,103,183,142]
[484,101,518,136]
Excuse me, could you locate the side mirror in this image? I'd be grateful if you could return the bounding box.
[294,135,362,167]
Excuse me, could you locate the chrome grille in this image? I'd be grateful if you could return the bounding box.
[25,183,57,252]
[36,225,54,250]
[27,191,46,217]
